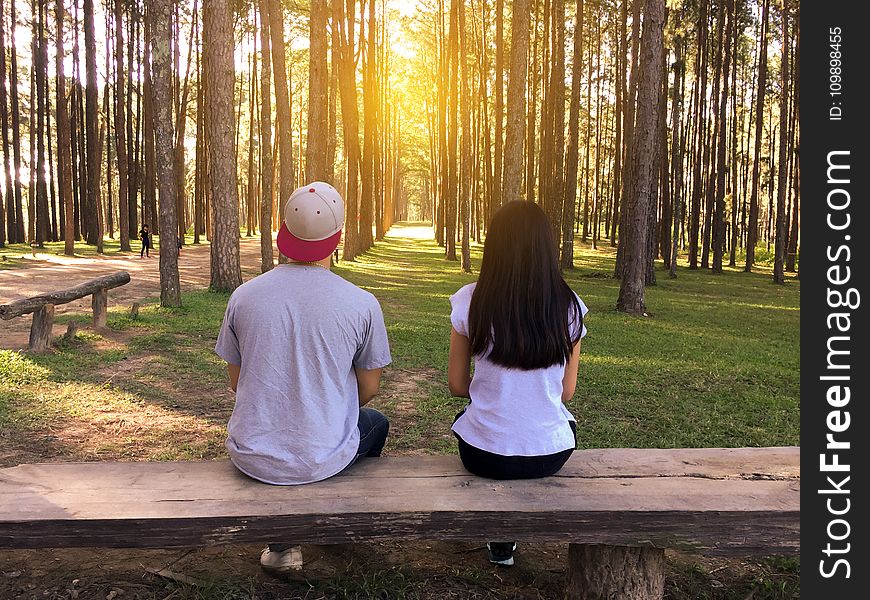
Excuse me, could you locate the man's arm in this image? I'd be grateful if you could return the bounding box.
[355,367,383,406]
[227,363,241,392]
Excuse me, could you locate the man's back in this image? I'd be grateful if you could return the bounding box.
[215,264,391,485]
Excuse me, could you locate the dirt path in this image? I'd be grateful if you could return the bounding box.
[0,237,266,350]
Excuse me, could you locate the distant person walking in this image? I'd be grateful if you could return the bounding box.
[139,225,152,258]
[447,201,588,567]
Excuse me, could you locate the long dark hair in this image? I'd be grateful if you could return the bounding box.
[468,201,582,370]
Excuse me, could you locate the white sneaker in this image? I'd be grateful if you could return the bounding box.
[259,546,303,576]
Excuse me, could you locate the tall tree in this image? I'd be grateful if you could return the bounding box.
[204,0,242,291]
[306,0,329,183]
[0,0,11,246]
[56,0,75,255]
[83,0,101,247]
[501,0,531,204]
[711,0,734,273]
[687,1,707,268]
[561,0,584,269]
[258,0,274,272]
[668,34,684,278]
[772,0,789,284]
[334,0,361,259]
[616,0,665,315]
[445,0,458,260]
[35,0,51,246]
[492,0,504,217]
[113,0,131,251]
[267,0,293,233]
[360,0,377,251]
[786,12,799,273]
[152,0,181,304]
[9,0,24,243]
[458,0,471,272]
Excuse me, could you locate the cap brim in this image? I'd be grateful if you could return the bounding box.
[276,223,342,262]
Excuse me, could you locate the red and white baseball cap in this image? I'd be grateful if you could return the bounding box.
[276,182,344,262]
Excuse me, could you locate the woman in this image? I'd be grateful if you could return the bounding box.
[448,200,588,567]
[139,224,151,258]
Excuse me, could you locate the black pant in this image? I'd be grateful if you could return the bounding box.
[453,408,576,480]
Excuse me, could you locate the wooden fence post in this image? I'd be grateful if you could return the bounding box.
[92,288,108,329]
[29,305,56,352]
[565,544,666,600]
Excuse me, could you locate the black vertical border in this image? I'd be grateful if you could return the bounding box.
[801,1,868,596]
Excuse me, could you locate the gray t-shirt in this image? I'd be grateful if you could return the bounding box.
[215,264,391,485]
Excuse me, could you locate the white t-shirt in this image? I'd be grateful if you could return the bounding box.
[215,265,392,485]
[450,282,588,457]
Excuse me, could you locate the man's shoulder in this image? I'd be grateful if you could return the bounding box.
[328,273,380,309]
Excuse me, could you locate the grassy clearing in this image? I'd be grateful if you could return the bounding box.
[0,222,799,458]
[0,223,799,598]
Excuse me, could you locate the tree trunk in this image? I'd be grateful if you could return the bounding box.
[306,0,329,183]
[492,0,503,217]
[9,0,24,243]
[359,0,377,252]
[82,0,101,247]
[151,0,182,306]
[143,8,157,232]
[204,0,242,291]
[785,11,799,273]
[267,0,294,229]
[772,0,789,284]
[687,2,707,269]
[458,0,471,272]
[35,0,50,247]
[258,0,275,271]
[711,0,733,273]
[547,0,566,247]
[56,0,75,256]
[112,0,131,251]
[445,0,458,261]
[565,544,665,600]
[501,0,530,204]
[560,0,583,269]
[745,0,768,272]
[668,35,683,278]
[334,0,360,260]
[616,0,665,315]
[0,0,10,246]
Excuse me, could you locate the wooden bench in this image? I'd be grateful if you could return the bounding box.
[0,447,799,599]
[0,271,131,351]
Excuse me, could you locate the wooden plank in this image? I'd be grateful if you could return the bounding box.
[0,271,130,320]
[0,449,799,555]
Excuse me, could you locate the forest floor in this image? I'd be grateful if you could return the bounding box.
[0,224,800,599]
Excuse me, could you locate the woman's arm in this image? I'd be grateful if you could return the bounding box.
[448,328,472,398]
[561,340,582,403]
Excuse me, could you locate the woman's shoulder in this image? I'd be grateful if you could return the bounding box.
[450,282,477,306]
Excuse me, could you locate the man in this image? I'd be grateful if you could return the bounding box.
[215,181,391,576]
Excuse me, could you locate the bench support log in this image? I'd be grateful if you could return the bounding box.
[565,544,665,600]
[28,304,55,352]
[92,288,108,329]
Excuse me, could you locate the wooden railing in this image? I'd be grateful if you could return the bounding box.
[0,271,131,351]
